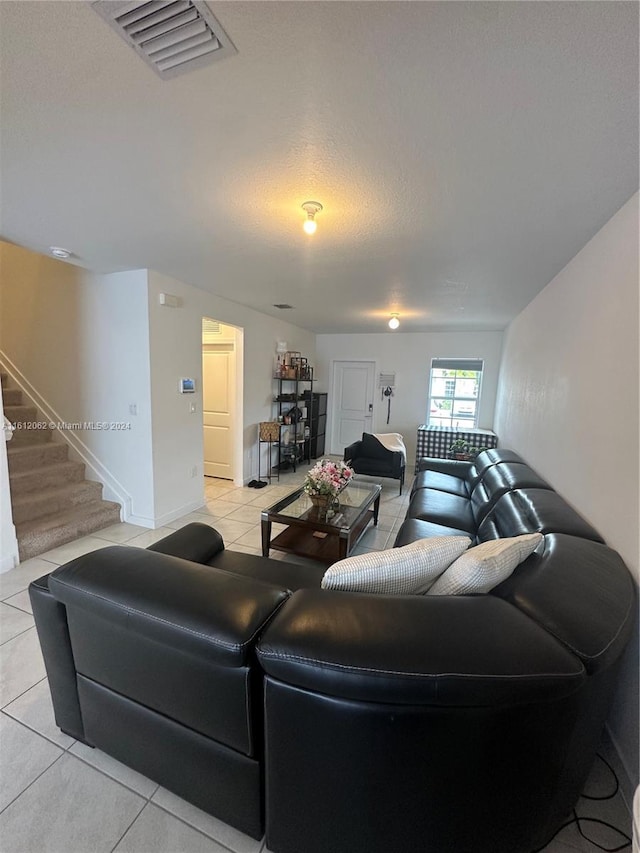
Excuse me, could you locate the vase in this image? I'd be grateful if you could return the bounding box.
[310,493,338,518]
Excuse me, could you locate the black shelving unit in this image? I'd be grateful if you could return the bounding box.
[273,369,314,471]
[303,391,327,458]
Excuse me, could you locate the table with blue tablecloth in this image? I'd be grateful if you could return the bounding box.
[415,426,498,472]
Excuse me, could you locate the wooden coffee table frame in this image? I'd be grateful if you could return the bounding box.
[261,484,382,563]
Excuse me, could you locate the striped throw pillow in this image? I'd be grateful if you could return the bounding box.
[321,536,471,595]
[426,533,543,596]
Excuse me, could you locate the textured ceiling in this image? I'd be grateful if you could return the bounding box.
[0,1,637,333]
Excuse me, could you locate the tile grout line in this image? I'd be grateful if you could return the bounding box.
[107,792,148,853]
[0,598,34,619]
[107,796,256,853]
[0,737,66,818]
[0,672,49,713]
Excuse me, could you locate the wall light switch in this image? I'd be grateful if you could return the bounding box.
[189,402,197,413]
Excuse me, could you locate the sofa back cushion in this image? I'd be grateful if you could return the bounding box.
[478,489,604,543]
[492,533,636,674]
[474,448,523,477]
[471,463,553,526]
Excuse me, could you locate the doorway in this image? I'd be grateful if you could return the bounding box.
[202,318,243,484]
[329,360,376,453]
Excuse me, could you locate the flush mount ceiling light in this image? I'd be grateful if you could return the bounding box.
[301,201,323,235]
[49,247,72,259]
[388,313,400,330]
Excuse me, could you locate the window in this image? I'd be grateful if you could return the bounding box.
[428,358,483,428]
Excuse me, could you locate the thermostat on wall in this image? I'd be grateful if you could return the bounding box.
[179,378,195,393]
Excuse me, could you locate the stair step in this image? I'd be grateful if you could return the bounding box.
[2,388,22,405]
[12,480,104,524]
[4,404,38,425]
[8,426,53,446]
[7,441,69,473]
[16,500,122,562]
[9,460,86,496]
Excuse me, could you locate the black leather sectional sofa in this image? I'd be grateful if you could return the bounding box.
[29,449,636,853]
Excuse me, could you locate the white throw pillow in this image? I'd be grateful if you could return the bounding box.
[321,536,471,595]
[426,533,544,596]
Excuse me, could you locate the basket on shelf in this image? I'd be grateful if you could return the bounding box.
[259,421,281,442]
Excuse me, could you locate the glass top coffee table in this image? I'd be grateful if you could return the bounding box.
[261,483,382,563]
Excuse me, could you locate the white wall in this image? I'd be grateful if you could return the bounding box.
[0,243,155,523]
[147,271,316,523]
[0,383,19,571]
[315,331,504,467]
[494,192,639,790]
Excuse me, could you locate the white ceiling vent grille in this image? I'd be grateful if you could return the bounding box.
[92,1,237,80]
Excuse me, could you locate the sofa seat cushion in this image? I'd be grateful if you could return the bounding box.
[481,489,605,543]
[321,536,471,595]
[407,489,476,534]
[208,549,326,592]
[427,534,543,596]
[412,469,469,498]
[394,518,474,547]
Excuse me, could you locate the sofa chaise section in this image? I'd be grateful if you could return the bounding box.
[29,540,291,839]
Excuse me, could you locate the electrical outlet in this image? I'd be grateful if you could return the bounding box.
[190,466,198,478]
[129,403,137,416]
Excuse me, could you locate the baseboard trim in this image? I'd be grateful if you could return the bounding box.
[125,513,156,530]
[153,499,205,528]
[125,499,205,530]
[0,353,132,518]
[0,550,19,573]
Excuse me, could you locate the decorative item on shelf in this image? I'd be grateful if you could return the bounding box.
[259,421,281,442]
[303,459,354,518]
[284,351,301,373]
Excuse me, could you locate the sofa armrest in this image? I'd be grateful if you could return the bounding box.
[148,521,224,563]
[257,590,584,708]
[29,574,87,742]
[343,440,362,463]
[389,451,405,477]
[418,457,474,477]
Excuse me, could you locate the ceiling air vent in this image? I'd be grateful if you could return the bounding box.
[92,1,237,80]
[273,304,294,310]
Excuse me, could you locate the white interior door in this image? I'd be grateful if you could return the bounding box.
[203,343,235,479]
[330,360,375,453]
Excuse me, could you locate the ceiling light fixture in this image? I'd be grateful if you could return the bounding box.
[301,201,323,235]
[388,313,400,330]
[49,246,72,259]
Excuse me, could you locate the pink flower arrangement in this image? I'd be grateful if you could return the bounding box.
[303,459,354,498]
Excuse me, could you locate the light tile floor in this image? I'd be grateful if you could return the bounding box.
[0,466,632,852]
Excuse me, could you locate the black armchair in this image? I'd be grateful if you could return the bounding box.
[344,433,406,495]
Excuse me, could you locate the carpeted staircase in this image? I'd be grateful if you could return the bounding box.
[2,372,121,561]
